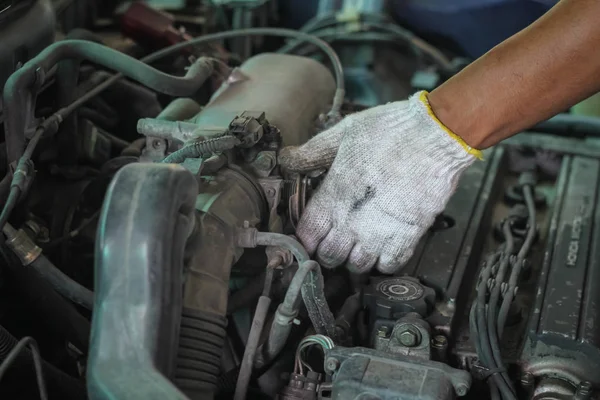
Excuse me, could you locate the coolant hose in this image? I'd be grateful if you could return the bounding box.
[4,40,216,164]
[236,229,336,366]
[30,255,94,310]
[1,252,91,352]
[56,29,105,164]
[3,223,94,311]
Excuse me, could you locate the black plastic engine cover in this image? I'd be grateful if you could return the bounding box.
[399,134,600,389]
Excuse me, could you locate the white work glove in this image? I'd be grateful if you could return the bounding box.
[279,92,481,274]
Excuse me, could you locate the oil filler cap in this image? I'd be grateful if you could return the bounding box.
[363,277,436,320]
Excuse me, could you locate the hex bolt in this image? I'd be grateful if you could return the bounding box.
[377,325,390,338]
[432,334,448,349]
[326,357,340,372]
[456,384,469,397]
[396,325,421,347]
[575,381,593,400]
[520,372,535,387]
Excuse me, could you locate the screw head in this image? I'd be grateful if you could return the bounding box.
[152,139,164,149]
[397,327,421,347]
[377,326,390,338]
[432,334,448,349]
[326,357,339,372]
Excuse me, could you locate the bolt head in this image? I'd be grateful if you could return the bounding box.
[398,329,420,347]
[432,334,448,349]
[152,139,164,149]
[377,326,390,338]
[326,357,339,372]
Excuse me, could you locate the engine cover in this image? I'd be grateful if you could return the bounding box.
[522,154,600,388]
[397,133,600,395]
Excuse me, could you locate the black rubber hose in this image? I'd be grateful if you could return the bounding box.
[161,136,239,164]
[4,40,215,164]
[0,325,87,399]
[2,251,91,352]
[56,29,105,165]
[234,295,272,400]
[30,254,94,310]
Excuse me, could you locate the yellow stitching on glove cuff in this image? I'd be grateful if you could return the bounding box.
[419,91,483,160]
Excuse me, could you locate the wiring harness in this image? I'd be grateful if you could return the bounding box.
[470,172,538,400]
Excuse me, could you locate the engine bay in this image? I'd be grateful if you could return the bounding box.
[0,1,598,400]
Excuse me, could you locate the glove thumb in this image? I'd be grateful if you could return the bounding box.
[278,121,346,172]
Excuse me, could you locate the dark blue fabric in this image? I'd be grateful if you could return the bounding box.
[278,0,556,58]
[393,0,556,58]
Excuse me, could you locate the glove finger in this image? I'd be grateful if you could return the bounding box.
[278,121,347,172]
[345,243,378,274]
[315,227,355,269]
[376,226,424,274]
[296,199,332,256]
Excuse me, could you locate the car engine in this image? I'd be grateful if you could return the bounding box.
[0,1,598,400]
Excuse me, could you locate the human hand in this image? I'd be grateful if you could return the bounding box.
[279,92,481,274]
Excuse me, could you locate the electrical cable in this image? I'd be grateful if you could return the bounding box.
[293,335,335,375]
[472,254,517,400]
[486,224,516,394]
[0,336,48,400]
[280,15,452,71]
[498,185,536,335]
[470,180,538,400]
[43,210,100,249]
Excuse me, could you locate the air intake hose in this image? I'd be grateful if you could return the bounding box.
[87,163,198,400]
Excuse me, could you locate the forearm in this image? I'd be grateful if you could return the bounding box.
[428,0,600,149]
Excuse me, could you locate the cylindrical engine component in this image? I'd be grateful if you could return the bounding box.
[174,167,265,399]
[189,53,336,146]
